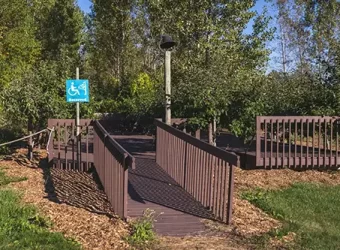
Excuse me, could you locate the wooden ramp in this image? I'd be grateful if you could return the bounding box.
[113,135,214,236]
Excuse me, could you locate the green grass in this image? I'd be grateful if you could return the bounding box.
[0,170,27,186]
[242,183,340,250]
[0,168,81,250]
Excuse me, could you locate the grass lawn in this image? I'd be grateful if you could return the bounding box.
[0,167,81,250]
[242,183,340,250]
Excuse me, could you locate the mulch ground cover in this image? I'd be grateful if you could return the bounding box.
[3,148,340,249]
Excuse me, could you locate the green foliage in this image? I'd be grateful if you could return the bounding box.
[242,183,340,249]
[0,169,81,249]
[38,0,83,62]
[126,209,158,249]
[0,170,27,186]
[0,0,41,88]
[85,0,274,132]
[1,0,340,147]
[0,0,88,132]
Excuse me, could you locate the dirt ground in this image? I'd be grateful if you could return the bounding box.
[3,149,340,249]
[2,150,129,250]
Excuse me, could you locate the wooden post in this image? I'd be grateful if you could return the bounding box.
[28,131,33,160]
[208,122,213,145]
[165,50,171,125]
[195,129,201,140]
[27,119,33,160]
[213,118,217,146]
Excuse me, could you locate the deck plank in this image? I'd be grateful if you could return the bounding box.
[113,134,213,237]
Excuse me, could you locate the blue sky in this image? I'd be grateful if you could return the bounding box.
[77,0,91,13]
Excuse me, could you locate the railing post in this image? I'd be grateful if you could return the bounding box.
[103,134,107,184]
[155,125,159,165]
[227,164,235,224]
[183,141,188,189]
[195,129,201,140]
[47,120,54,164]
[256,116,261,167]
[123,153,128,220]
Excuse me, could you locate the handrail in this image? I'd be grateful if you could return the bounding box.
[258,116,340,123]
[154,119,239,166]
[48,118,94,126]
[94,120,135,169]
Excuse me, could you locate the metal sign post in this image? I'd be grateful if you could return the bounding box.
[66,69,90,170]
[76,68,80,169]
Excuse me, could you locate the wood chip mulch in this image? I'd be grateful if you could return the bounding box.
[234,167,340,192]
[4,149,340,249]
[1,149,130,250]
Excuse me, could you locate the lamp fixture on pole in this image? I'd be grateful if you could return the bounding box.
[160,35,176,125]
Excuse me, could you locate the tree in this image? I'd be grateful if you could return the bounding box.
[268,0,340,116]
[142,0,274,142]
[0,0,87,132]
[0,0,40,88]
[38,0,83,63]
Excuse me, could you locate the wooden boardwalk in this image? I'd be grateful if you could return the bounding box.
[50,132,215,236]
[113,135,214,236]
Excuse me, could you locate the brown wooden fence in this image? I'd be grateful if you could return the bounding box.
[48,119,94,171]
[155,119,239,224]
[93,120,135,219]
[256,116,340,169]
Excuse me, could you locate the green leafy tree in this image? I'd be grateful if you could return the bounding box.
[0,0,40,88]
[142,0,274,142]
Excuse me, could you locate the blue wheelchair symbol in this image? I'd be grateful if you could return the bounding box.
[66,80,89,102]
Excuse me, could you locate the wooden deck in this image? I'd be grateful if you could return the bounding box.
[113,135,214,236]
[211,132,340,169]
[50,134,214,236]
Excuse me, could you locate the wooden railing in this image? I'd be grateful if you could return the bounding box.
[47,119,94,171]
[155,119,239,224]
[256,116,340,169]
[93,121,135,219]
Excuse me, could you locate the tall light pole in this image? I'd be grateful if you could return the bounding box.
[160,35,176,125]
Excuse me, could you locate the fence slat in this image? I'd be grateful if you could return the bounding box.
[324,119,327,169]
[57,122,61,169]
[294,119,297,168]
[331,121,333,167]
[276,120,279,168]
[256,116,340,170]
[300,119,303,168]
[319,119,321,167]
[264,121,267,168]
[64,123,68,170]
[282,121,285,168]
[306,120,309,168]
[270,119,273,168]
[288,120,291,168]
[335,120,339,167]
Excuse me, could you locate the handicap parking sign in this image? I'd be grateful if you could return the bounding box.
[66,80,89,102]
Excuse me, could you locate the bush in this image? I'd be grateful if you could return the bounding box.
[126,209,159,249]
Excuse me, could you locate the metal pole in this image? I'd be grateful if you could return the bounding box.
[165,50,171,125]
[76,67,81,169]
